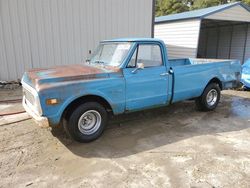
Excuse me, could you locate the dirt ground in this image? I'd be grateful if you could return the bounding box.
[0,88,250,188]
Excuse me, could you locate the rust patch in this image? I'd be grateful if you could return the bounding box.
[26,64,121,91]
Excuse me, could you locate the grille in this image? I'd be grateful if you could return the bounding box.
[23,88,35,105]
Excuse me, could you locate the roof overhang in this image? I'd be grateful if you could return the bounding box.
[155,2,250,24]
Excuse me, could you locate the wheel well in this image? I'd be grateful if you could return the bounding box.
[207,78,222,90]
[62,95,113,120]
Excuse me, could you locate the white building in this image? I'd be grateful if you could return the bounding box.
[154,2,250,64]
[0,0,155,81]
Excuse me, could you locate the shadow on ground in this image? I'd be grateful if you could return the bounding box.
[51,93,250,159]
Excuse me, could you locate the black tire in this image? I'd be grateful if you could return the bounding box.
[63,102,107,143]
[195,83,221,111]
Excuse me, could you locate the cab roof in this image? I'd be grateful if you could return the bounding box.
[101,38,164,43]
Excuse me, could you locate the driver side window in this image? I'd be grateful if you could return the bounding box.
[127,44,163,68]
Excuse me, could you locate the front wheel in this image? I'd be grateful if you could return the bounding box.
[64,102,107,142]
[195,83,221,111]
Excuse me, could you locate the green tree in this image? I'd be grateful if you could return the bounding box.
[191,0,227,10]
[237,0,250,6]
[155,0,250,16]
[155,0,189,16]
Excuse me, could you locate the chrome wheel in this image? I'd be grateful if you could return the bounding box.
[78,110,102,135]
[206,89,218,106]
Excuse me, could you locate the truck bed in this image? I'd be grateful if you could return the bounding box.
[168,58,233,67]
[167,58,241,103]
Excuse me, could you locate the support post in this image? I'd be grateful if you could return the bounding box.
[228,25,233,59]
[204,28,209,57]
[216,25,220,58]
[242,24,249,64]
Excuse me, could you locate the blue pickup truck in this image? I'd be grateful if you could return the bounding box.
[22,38,241,142]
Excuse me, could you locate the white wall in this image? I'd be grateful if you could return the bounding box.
[154,19,201,59]
[0,0,153,81]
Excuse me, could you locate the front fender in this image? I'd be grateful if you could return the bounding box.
[45,89,124,126]
[59,89,118,115]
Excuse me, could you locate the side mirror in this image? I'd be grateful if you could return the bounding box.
[137,63,144,69]
[85,50,92,63]
[131,63,145,74]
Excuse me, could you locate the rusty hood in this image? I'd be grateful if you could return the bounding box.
[22,64,120,90]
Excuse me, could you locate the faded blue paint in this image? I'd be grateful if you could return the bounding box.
[21,38,242,126]
[241,59,250,89]
[34,72,126,125]
[169,58,241,102]
[155,2,250,23]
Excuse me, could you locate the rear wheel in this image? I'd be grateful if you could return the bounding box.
[195,83,221,111]
[64,102,107,142]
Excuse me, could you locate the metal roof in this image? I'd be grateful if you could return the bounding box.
[155,2,250,23]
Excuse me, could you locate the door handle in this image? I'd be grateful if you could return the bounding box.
[160,72,169,76]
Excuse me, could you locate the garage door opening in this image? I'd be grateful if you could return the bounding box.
[197,19,250,64]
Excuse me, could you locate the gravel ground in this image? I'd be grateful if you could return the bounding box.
[0,88,250,188]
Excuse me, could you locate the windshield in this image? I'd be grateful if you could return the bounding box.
[89,42,132,66]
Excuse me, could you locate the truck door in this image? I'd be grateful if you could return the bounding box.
[123,43,169,111]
